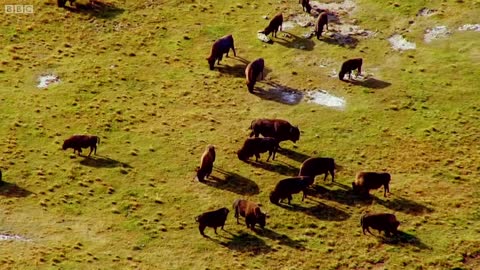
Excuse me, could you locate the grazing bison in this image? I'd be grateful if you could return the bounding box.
[196,145,216,182]
[298,157,337,183]
[299,0,312,13]
[58,0,75,7]
[195,207,229,237]
[269,176,312,204]
[206,34,236,70]
[314,12,329,39]
[361,213,400,237]
[233,199,267,230]
[352,172,391,197]
[249,119,300,144]
[237,137,279,162]
[62,135,100,157]
[260,13,283,38]
[245,58,265,93]
[339,58,363,81]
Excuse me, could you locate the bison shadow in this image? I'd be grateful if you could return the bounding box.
[79,156,133,168]
[381,231,430,250]
[308,184,372,207]
[253,81,304,105]
[215,231,273,255]
[216,64,247,78]
[0,182,33,198]
[345,77,392,89]
[279,201,350,221]
[256,228,306,250]
[277,148,311,163]
[246,160,298,176]
[274,32,315,51]
[205,169,260,195]
[375,196,434,215]
[63,0,124,19]
[321,33,359,49]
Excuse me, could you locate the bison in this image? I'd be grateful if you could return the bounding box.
[245,58,265,93]
[233,199,267,230]
[260,13,283,38]
[352,172,391,197]
[299,157,338,183]
[195,207,229,237]
[339,58,363,81]
[361,213,400,237]
[0,169,2,185]
[314,12,329,39]
[196,145,216,182]
[206,34,236,70]
[62,135,100,157]
[269,176,312,205]
[299,0,312,13]
[58,0,75,7]
[249,119,300,144]
[237,137,279,162]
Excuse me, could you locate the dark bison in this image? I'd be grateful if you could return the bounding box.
[269,176,312,204]
[249,119,300,144]
[260,13,283,38]
[299,0,312,13]
[361,213,400,237]
[314,12,329,39]
[233,199,267,230]
[245,58,265,93]
[196,145,216,182]
[206,34,236,70]
[62,135,100,157]
[352,172,391,197]
[0,169,2,185]
[299,157,338,183]
[339,58,363,81]
[195,207,229,237]
[237,137,279,162]
[58,0,75,7]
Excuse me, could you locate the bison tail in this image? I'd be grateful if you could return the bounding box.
[96,136,100,145]
[360,215,364,227]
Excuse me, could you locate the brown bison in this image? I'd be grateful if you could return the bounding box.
[352,172,391,197]
[314,12,329,39]
[361,213,400,237]
[298,157,338,183]
[299,0,312,13]
[196,145,216,182]
[206,34,236,70]
[195,207,229,237]
[260,13,283,38]
[245,58,265,93]
[269,176,312,204]
[339,58,363,81]
[237,137,279,162]
[249,119,300,144]
[62,135,100,157]
[233,199,267,230]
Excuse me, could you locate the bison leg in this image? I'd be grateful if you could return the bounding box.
[231,46,236,57]
[287,195,293,204]
[330,169,335,182]
[88,147,94,157]
[214,227,218,234]
[235,209,240,224]
[323,173,328,182]
[217,55,223,65]
[255,153,260,162]
[266,151,272,162]
[302,190,307,201]
[199,224,207,236]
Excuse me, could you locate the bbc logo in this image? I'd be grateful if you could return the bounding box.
[5,5,34,14]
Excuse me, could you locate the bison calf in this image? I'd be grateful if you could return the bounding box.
[260,13,283,38]
[195,207,229,237]
[299,157,337,183]
[361,213,399,237]
[352,172,391,197]
[233,199,267,230]
[339,58,362,81]
[249,119,300,144]
[196,145,216,182]
[237,137,278,162]
[245,58,265,93]
[62,135,100,157]
[206,34,236,70]
[314,12,329,39]
[269,176,312,204]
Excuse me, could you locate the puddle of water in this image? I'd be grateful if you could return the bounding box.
[388,34,416,51]
[37,74,60,89]
[268,87,303,104]
[0,234,29,241]
[458,24,480,32]
[305,90,346,109]
[424,26,451,43]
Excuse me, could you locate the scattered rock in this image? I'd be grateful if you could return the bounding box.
[388,34,416,51]
[458,24,480,31]
[257,32,272,43]
[424,26,451,43]
[417,8,437,17]
[37,74,60,89]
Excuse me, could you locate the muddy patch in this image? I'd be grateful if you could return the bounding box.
[458,24,480,32]
[304,90,346,110]
[388,34,416,51]
[37,74,60,89]
[0,233,30,241]
[424,26,451,43]
[261,86,304,105]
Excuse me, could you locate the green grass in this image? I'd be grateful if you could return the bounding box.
[1,0,480,269]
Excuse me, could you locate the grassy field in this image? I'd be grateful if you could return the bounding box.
[1,0,479,269]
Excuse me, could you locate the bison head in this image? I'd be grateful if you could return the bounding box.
[62,140,71,150]
[207,57,215,70]
[237,149,249,162]
[289,126,300,143]
[269,192,279,204]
